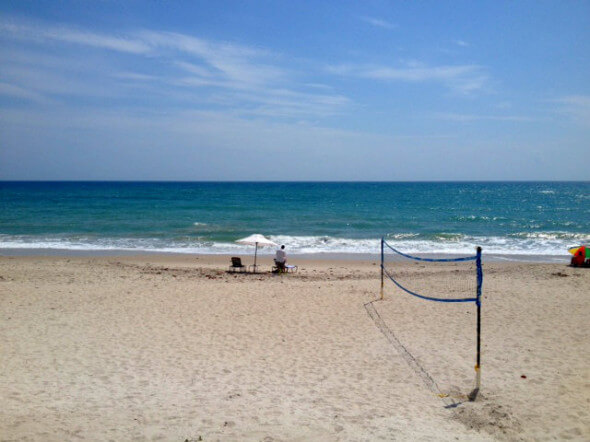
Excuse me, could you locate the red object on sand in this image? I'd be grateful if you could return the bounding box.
[569,245,589,267]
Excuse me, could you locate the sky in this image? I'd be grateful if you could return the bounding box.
[0,0,589,181]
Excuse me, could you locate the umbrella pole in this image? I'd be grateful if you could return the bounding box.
[254,243,258,272]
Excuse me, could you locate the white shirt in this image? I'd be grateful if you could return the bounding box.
[275,249,286,263]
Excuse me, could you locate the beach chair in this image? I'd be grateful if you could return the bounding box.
[229,257,247,273]
[273,260,297,273]
[273,259,286,273]
[272,259,285,273]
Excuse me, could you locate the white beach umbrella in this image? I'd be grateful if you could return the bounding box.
[236,234,278,270]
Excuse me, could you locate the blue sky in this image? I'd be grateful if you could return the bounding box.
[0,0,588,180]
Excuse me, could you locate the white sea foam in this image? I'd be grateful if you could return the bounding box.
[1,231,588,257]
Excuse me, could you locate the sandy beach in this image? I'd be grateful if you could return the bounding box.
[1,254,589,441]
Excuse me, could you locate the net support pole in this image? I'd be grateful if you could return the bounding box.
[380,237,384,300]
[469,246,483,401]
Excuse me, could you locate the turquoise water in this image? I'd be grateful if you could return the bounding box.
[1,181,588,257]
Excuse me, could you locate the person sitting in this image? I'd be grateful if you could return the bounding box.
[274,245,287,272]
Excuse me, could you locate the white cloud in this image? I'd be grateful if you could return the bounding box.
[0,18,351,118]
[226,89,351,119]
[0,64,119,99]
[0,20,284,90]
[0,21,150,53]
[359,65,478,81]
[0,81,48,102]
[175,61,217,79]
[554,95,590,126]
[359,16,397,30]
[112,72,159,82]
[328,62,489,94]
[139,31,284,87]
[47,28,150,54]
[435,112,536,123]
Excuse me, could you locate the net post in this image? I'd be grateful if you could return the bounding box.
[469,246,483,401]
[380,237,384,300]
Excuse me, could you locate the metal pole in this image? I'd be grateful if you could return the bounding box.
[254,242,258,272]
[469,246,483,401]
[380,237,384,300]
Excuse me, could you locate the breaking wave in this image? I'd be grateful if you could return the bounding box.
[1,231,587,257]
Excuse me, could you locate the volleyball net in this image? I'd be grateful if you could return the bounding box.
[379,238,483,400]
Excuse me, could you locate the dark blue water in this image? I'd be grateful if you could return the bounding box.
[1,181,588,256]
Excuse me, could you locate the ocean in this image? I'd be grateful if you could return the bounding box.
[1,181,588,260]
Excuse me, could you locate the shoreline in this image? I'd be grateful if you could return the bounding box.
[0,247,570,263]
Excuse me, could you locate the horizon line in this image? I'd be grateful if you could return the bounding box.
[1,179,589,184]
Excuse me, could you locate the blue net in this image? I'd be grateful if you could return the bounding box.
[382,239,482,304]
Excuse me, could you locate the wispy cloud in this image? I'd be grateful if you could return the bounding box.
[1,64,117,98]
[435,112,537,123]
[454,39,470,47]
[328,62,489,94]
[345,64,477,81]
[0,17,350,119]
[0,21,150,53]
[0,81,48,102]
[359,16,397,30]
[554,95,590,126]
[138,31,285,89]
[112,72,159,82]
[226,89,351,119]
[0,20,285,90]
